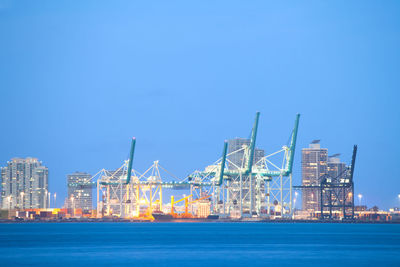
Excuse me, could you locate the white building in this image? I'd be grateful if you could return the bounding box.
[1,158,49,209]
[67,172,93,212]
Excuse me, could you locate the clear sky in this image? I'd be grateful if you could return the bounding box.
[0,1,399,209]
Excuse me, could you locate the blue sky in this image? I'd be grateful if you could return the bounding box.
[0,1,399,209]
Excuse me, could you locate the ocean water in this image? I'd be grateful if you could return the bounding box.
[0,222,399,266]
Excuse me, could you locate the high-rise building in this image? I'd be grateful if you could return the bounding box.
[227,138,264,168]
[327,154,347,180]
[226,138,265,216]
[1,158,49,209]
[67,172,92,212]
[301,141,328,212]
[326,154,349,213]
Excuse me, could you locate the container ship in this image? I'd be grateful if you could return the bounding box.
[152,212,219,222]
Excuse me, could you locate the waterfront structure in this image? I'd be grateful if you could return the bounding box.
[318,146,356,220]
[67,172,93,212]
[323,155,348,214]
[301,141,328,213]
[226,138,266,216]
[95,113,300,220]
[196,113,299,219]
[0,158,49,209]
[299,141,356,219]
[98,168,132,217]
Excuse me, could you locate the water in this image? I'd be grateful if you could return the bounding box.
[0,222,399,266]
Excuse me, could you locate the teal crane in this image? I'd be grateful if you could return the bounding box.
[190,112,300,183]
[245,111,260,175]
[99,137,136,186]
[216,141,228,186]
[282,113,300,176]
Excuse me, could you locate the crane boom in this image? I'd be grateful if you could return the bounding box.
[246,112,260,174]
[125,137,136,184]
[188,195,211,205]
[99,137,136,186]
[284,114,300,175]
[216,141,228,186]
[171,194,192,205]
[349,145,357,182]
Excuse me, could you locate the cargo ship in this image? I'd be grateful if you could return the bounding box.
[152,212,219,222]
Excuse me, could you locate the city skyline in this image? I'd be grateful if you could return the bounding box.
[1,2,400,266]
[1,1,400,209]
[0,132,395,212]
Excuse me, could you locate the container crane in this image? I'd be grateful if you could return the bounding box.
[170,194,211,218]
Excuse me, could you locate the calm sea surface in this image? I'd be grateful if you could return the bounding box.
[0,222,399,266]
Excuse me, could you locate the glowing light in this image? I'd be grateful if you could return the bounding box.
[358,194,363,205]
[132,210,139,217]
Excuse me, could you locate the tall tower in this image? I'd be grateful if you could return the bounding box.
[67,172,93,212]
[326,154,349,214]
[327,154,347,181]
[227,138,264,168]
[226,138,265,217]
[301,140,328,213]
[1,158,49,209]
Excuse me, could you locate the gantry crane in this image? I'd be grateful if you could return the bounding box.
[294,145,357,220]
[92,112,300,220]
[170,194,192,217]
[186,112,300,218]
[170,194,211,218]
